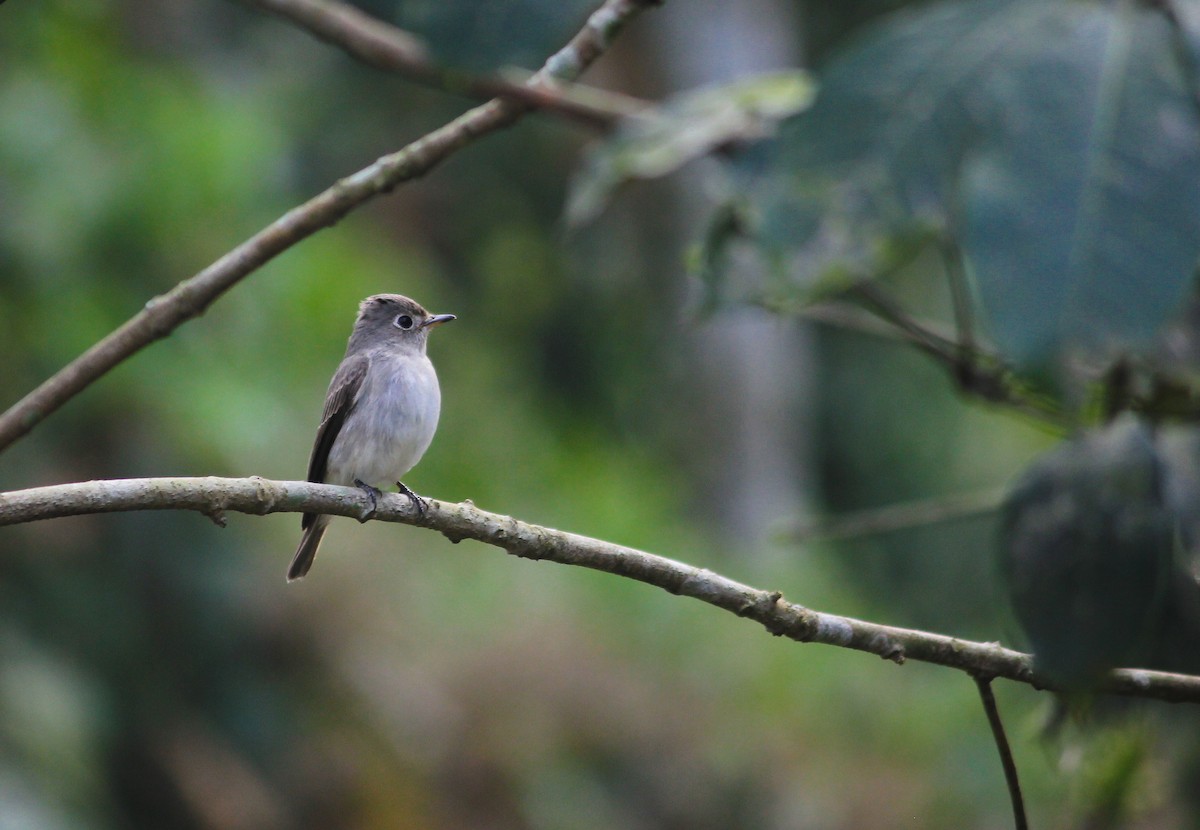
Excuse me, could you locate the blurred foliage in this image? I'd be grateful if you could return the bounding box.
[1000,416,1200,687]
[749,0,1200,373]
[390,0,598,71]
[565,70,814,227]
[3,0,1200,829]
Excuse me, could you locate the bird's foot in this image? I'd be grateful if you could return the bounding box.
[353,478,383,522]
[396,480,428,516]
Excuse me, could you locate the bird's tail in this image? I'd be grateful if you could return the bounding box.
[288,515,330,581]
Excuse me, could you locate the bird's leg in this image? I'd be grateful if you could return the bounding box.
[353,478,383,522]
[396,480,428,516]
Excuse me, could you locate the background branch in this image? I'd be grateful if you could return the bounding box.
[782,487,1006,543]
[237,0,650,128]
[756,286,1064,426]
[4,476,1200,705]
[0,0,657,455]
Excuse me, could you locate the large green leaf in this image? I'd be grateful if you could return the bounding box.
[758,0,1200,367]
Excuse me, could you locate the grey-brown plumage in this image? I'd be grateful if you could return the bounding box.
[289,294,455,581]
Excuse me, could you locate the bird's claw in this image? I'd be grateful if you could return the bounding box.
[353,478,383,522]
[396,480,428,516]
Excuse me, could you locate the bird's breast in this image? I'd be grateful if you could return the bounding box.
[326,351,441,486]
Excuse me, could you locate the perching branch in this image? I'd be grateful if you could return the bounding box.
[0,0,658,455]
[4,476,1200,705]
[236,0,650,129]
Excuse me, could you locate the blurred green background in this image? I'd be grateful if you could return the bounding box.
[3,1,1198,828]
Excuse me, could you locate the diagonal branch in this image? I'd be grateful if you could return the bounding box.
[237,0,648,129]
[3,475,1200,705]
[0,0,658,455]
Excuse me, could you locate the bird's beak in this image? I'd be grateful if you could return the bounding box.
[423,313,456,329]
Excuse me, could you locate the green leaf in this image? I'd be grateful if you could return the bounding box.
[566,70,815,227]
[962,2,1200,365]
[685,200,750,316]
[758,0,1200,367]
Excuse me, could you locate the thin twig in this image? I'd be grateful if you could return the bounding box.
[758,292,960,346]
[2,475,1200,704]
[844,281,1065,426]
[974,676,1028,830]
[847,280,966,365]
[236,0,650,129]
[783,486,1006,544]
[0,0,659,454]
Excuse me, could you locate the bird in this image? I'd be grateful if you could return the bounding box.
[288,294,455,581]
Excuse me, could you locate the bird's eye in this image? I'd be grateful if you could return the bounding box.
[394,314,414,330]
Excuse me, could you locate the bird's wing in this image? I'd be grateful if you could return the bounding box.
[301,352,369,530]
